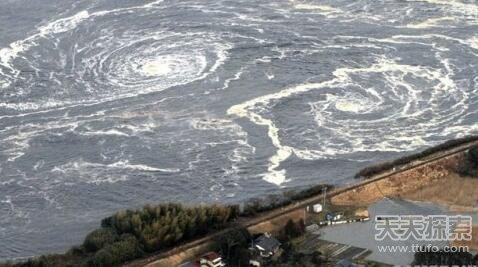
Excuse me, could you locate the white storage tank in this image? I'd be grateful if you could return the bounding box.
[312,203,323,213]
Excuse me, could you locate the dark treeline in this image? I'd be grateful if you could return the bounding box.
[470,145,478,165]
[100,203,238,252]
[455,145,478,176]
[413,249,478,266]
[2,203,238,267]
[356,135,478,178]
[214,225,252,267]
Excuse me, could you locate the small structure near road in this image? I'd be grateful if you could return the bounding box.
[307,203,323,213]
[326,212,344,221]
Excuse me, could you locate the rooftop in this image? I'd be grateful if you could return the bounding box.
[200,252,222,261]
[253,233,281,252]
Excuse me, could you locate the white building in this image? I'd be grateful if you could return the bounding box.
[306,203,323,213]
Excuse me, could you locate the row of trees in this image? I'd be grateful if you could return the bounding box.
[453,145,478,177]
[87,203,238,265]
[100,203,238,252]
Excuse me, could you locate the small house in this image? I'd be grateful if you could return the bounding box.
[198,252,226,267]
[250,233,281,258]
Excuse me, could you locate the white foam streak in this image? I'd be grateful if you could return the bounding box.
[52,159,179,184]
[405,17,456,29]
[189,116,255,177]
[110,160,180,173]
[293,3,340,14]
[228,82,337,185]
[288,0,384,21]
[469,37,478,50]
[38,11,90,36]
[80,129,130,137]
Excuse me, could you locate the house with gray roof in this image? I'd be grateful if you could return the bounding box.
[250,232,281,258]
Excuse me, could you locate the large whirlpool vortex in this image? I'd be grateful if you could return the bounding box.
[0,6,229,112]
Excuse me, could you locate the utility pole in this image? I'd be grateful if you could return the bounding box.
[322,186,327,209]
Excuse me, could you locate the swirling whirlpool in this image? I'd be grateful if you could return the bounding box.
[0,6,229,111]
[229,43,478,184]
[308,57,469,154]
[89,32,227,91]
[0,0,477,261]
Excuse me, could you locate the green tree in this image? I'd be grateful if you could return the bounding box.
[283,219,304,240]
[214,226,251,265]
[469,145,478,166]
[83,228,118,252]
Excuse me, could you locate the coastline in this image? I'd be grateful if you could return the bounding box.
[3,137,478,267]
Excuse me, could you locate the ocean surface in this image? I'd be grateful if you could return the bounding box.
[0,0,477,260]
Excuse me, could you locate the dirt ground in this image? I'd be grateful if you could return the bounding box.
[331,153,478,212]
[451,226,478,252]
